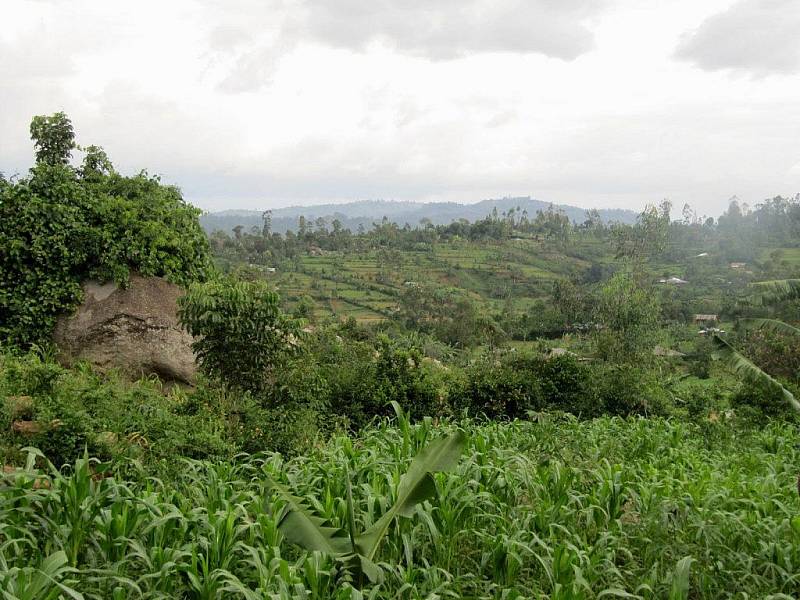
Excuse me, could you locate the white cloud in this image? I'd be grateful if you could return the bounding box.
[675,0,800,76]
[1,0,799,217]
[301,0,601,60]
[205,0,605,93]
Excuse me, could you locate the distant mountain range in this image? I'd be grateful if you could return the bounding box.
[200,196,638,234]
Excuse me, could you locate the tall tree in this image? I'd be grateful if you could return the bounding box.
[30,112,75,166]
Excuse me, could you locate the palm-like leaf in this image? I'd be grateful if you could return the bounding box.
[356,430,467,561]
[741,318,800,338]
[750,279,800,305]
[265,430,467,586]
[265,478,352,555]
[712,335,799,412]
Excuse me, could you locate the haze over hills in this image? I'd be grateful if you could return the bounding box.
[200,196,638,234]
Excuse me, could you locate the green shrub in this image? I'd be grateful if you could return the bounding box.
[246,356,334,455]
[454,352,604,419]
[731,380,798,423]
[326,336,444,428]
[238,401,325,457]
[536,355,598,416]
[178,279,302,393]
[0,352,237,469]
[672,379,730,421]
[0,114,211,349]
[296,330,447,429]
[27,405,93,469]
[454,351,673,421]
[593,365,672,417]
[454,353,545,419]
[0,351,63,396]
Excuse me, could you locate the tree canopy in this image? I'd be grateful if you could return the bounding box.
[0,113,212,349]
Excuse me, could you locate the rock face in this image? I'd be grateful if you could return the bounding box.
[54,275,197,384]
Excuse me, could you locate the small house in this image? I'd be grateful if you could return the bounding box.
[693,314,718,324]
[730,262,747,269]
[659,277,688,285]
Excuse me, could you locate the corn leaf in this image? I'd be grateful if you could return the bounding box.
[668,556,695,600]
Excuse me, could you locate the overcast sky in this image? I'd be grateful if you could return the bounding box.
[2,0,800,216]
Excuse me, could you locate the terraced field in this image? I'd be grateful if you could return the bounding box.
[269,239,592,321]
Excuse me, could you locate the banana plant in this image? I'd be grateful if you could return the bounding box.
[751,279,800,306]
[713,278,800,412]
[265,429,467,586]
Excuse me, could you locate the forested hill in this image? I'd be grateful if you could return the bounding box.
[200,196,638,233]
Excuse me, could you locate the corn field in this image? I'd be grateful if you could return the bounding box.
[1,413,799,599]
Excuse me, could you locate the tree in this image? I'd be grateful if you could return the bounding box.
[593,272,660,362]
[262,210,272,237]
[30,112,75,166]
[612,201,671,262]
[79,145,114,180]
[178,279,302,393]
[293,294,317,322]
[583,208,603,233]
[552,280,588,325]
[1,114,211,348]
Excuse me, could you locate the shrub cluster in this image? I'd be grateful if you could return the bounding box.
[0,115,211,349]
[0,353,235,474]
[452,352,671,419]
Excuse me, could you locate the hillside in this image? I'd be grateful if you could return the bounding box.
[201,196,638,234]
[250,237,594,324]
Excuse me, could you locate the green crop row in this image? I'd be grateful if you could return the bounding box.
[2,412,798,599]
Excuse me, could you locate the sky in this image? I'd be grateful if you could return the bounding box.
[2,0,800,217]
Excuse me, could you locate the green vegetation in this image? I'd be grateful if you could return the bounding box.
[0,113,211,348]
[178,279,303,393]
[2,413,798,598]
[713,279,800,411]
[266,426,466,586]
[211,195,800,345]
[1,113,799,598]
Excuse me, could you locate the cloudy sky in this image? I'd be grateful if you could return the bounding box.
[2,0,800,216]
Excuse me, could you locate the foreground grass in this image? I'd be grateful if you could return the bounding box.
[1,414,798,599]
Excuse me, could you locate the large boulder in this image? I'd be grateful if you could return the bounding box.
[53,275,197,384]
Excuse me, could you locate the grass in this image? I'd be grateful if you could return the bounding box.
[2,412,798,598]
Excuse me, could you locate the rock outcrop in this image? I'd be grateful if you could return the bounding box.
[53,275,197,384]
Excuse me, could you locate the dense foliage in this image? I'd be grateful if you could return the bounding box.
[2,414,798,598]
[0,114,211,348]
[0,353,235,472]
[3,112,800,599]
[178,279,302,393]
